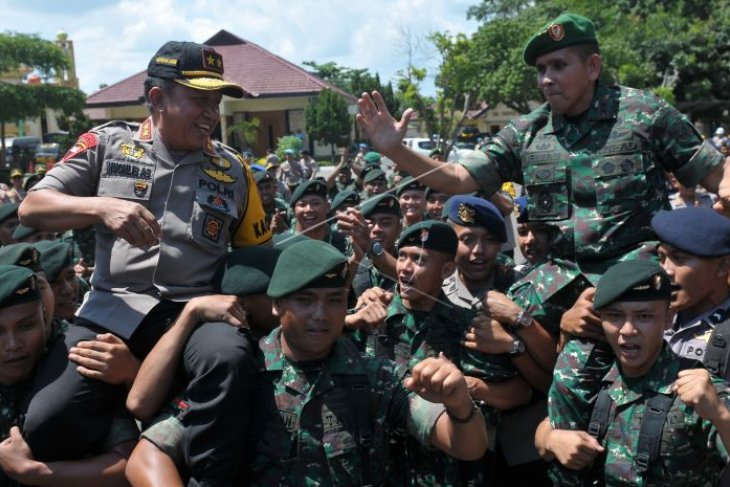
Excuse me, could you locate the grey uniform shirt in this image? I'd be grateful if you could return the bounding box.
[32,119,269,337]
[665,297,730,370]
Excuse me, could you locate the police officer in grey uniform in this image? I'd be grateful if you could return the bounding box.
[19,41,271,486]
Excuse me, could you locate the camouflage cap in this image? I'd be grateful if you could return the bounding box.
[0,203,19,224]
[33,240,74,283]
[651,207,730,257]
[0,265,40,308]
[330,190,360,212]
[361,194,401,218]
[593,260,671,310]
[0,243,43,273]
[398,220,457,257]
[267,240,348,298]
[289,179,328,207]
[147,41,245,98]
[445,195,507,243]
[363,151,382,164]
[213,247,282,296]
[395,176,426,197]
[523,13,599,66]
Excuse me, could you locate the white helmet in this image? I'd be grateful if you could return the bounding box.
[716,127,725,136]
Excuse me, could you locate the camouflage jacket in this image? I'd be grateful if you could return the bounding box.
[250,327,445,487]
[362,292,515,486]
[461,83,723,268]
[581,345,728,487]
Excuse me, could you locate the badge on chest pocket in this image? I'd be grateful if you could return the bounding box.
[97,159,155,201]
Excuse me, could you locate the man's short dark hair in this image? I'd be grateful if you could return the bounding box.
[572,43,600,61]
[143,76,178,113]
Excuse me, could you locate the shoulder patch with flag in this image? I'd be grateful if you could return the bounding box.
[60,133,99,163]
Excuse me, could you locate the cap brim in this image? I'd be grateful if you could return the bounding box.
[175,78,245,98]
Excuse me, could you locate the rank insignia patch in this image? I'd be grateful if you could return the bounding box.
[203,167,237,184]
[60,133,98,163]
[202,213,224,243]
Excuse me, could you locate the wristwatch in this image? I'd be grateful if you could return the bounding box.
[369,241,384,257]
[446,399,480,424]
[514,309,532,329]
[508,337,526,357]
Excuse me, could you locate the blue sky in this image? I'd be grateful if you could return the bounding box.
[1,0,480,96]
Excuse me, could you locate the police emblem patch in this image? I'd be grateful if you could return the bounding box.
[202,213,224,243]
[120,143,145,159]
[207,194,230,212]
[60,133,99,163]
[134,181,149,198]
[548,23,565,41]
[203,168,237,184]
[458,203,475,224]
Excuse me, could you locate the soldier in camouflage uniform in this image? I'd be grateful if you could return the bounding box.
[0,265,137,486]
[274,179,350,255]
[538,260,730,486]
[130,239,489,486]
[255,170,290,234]
[342,193,402,299]
[352,220,526,486]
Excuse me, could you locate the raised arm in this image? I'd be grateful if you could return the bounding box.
[357,92,479,194]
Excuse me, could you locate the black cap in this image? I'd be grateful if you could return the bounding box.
[289,179,328,207]
[594,260,671,310]
[398,220,457,257]
[361,194,401,218]
[148,41,244,98]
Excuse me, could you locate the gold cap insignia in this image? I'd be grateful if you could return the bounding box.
[652,274,662,290]
[548,23,565,41]
[458,203,475,224]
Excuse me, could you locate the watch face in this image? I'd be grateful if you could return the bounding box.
[372,241,384,256]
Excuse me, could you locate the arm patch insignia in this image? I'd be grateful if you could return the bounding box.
[60,133,99,163]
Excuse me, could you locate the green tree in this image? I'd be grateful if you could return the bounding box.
[305,88,351,161]
[0,32,86,166]
[225,117,260,152]
[275,135,303,160]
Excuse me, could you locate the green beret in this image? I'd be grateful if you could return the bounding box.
[523,13,598,66]
[429,148,443,158]
[361,194,402,218]
[24,174,42,192]
[289,179,328,207]
[0,203,19,224]
[33,240,74,283]
[361,165,386,184]
[272,232,309,250]
[0,243,43,273]
[331,190,360,211]
[397,220,457,257]
[363,151,381,164]
[424,187,446,200]
[12,224,40,241]
[395,176,425,197]
[593,260,671,310]
[267,240,348,298]
[0,265,40,308]
[213,247,282,296]
[254,171,274,184]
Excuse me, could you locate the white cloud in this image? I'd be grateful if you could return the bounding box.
[0,0,479,95]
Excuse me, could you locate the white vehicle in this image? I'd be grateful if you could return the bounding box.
[402,137,461,161]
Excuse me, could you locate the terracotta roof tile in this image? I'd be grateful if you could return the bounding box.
[86,29,354,106]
